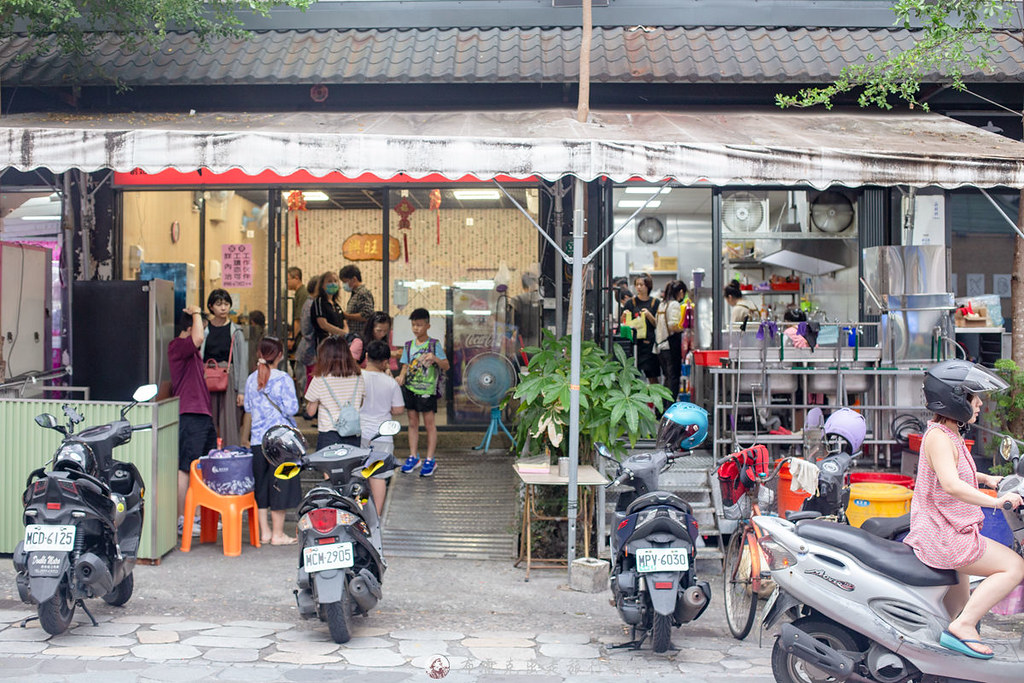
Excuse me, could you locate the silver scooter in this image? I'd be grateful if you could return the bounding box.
[756,436,1024,683]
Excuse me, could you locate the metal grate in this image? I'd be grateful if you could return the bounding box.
[382,451,518,561]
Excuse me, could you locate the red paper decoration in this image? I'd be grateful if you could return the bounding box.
[287,191,307,245]
[394,197,416,263]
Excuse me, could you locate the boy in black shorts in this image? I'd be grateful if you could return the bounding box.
[396,308,449,477]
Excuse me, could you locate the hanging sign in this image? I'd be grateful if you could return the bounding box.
[221,244,253,287]
[342,234,401,262]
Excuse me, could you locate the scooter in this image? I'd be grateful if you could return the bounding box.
[756,435,1024,683]
[263,421,399,644]
[12,384,156,635]
[596,402,713,653]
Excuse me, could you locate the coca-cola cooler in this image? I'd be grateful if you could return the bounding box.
[72,279,175,401]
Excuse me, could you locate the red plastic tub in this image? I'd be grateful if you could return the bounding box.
[907,433,973,453]
[693,350,729,367]
[849,472,914,490]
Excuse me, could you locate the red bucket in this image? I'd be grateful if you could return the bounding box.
[850,472,914,490]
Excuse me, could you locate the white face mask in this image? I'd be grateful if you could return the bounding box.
[342,282,352,293]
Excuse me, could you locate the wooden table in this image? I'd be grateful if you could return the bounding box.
[513,464,610,580]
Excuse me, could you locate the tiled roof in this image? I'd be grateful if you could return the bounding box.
[2,26,1022,87]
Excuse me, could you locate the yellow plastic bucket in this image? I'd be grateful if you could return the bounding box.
[845,482,913,528]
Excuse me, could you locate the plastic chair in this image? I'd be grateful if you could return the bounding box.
[180,459,260,556]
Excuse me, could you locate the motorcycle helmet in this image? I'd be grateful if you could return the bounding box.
[656,402,709,451]
[923,359,1008,423]
[261,425,307,466]
[823,408,866,455]
[52,441,98,477]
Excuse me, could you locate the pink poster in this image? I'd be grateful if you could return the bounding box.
[221,244,253,287]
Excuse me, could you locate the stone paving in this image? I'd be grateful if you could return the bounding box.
[0,606,775,681]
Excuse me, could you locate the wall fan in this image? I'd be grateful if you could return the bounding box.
[810,191,856,235]
[636,216,665,244]
[722,192,770,234]
[464,352,518,451]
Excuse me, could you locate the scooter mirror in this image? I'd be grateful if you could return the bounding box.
[377,420,401,437]
[595,443,616,462]
[274,462,301,480]
[999,436,1020,462]
[133,384,158,403]
[34,413,58,429]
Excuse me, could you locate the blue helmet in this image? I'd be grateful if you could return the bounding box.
[656,402,709,450]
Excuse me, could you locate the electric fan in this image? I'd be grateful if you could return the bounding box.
[721,192,769,234]
[464,352,518,451]
[810,191,855,234]
[636,216,665,244]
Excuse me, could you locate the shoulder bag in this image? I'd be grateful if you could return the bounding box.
[205,335,233,393]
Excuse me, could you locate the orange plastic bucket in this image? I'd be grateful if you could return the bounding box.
[846,482,913,528]
[777,462,811,517]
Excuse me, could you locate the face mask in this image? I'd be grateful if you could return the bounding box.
[325,283,340,296]
[342,283,352,293]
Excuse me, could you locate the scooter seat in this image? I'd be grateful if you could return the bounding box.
[626,492,693,516]
[860,513,910,541]
[795,520,957,587]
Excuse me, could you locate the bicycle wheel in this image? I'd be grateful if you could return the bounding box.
[723,526,758,640]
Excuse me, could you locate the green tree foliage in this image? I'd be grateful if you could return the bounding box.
[510,330,673,461]
[777,0,1017,109]
[0,0,313,57]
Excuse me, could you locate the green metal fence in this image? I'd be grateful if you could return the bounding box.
[0,397,179,560]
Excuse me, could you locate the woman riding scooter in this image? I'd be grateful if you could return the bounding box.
[903,359,1024,659]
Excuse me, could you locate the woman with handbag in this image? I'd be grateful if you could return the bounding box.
[244,336,300,546]
[304,335,365,450]
[201,288,248,447]
[656,280,687,403]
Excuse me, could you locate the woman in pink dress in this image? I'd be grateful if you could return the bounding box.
[904,360,1024,658]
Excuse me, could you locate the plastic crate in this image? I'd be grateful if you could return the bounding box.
[693,350,729,366]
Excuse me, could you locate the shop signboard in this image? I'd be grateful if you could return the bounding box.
[221,244,253,288]
[342,233,401,262]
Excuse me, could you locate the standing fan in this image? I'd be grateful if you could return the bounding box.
[464,352,518,451]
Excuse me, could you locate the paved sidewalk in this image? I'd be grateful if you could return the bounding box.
[0,543,777,682]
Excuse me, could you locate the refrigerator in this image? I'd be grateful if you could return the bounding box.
[72,280,175,401]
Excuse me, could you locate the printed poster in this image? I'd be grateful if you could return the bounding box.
[221,244,253,288]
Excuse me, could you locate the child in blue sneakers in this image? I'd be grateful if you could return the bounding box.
[396,308,449,477]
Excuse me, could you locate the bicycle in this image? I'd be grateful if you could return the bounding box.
[717,445,791,640]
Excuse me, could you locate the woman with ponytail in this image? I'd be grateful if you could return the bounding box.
[243,337,301,545]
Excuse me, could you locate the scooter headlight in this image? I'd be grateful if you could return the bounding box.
[758,534,798,570]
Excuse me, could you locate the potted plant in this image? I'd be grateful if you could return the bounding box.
[509,330,674,463]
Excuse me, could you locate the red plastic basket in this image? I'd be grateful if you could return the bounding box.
[907,433,973,453]
[694,350,729,366]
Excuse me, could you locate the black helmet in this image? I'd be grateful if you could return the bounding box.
[923,359,1007,423]
[261,425,307,467]
[53,441,98,478]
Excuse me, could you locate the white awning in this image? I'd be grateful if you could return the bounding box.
[2,107,1024,189]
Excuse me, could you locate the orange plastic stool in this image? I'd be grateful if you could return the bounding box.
[180,459,260,556]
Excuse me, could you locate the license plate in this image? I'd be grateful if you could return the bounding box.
[635,547,689,573]
[303,542,354,573]
[23,524,76,551]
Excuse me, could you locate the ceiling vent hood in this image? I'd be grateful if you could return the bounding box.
[760,239,856,275]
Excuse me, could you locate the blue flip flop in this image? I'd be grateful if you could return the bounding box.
[939,630,994,659]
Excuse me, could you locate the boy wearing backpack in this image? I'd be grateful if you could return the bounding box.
[396,308,449,477]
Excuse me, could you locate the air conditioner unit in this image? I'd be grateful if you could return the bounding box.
[808,190,858,236]
[722,191,770,235]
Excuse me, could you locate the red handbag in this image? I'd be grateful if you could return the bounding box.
[204,336,233,393]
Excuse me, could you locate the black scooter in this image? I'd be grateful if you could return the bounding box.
[596,442,712,653]
[264,421,399,644]
[12,384,155,635]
